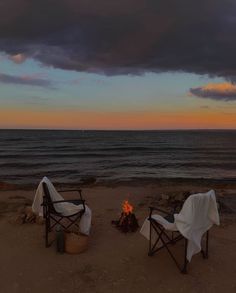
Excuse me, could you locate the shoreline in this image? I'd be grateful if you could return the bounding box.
[1,177,236,191]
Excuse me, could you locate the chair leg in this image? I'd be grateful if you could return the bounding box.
[181,238,188,274]
[147,222,210,274]
[148,220,153,256]
[148,221,164,256]
[45,217,50,248]
[205,230,209,259]
[150,222,187,273]
[202,230,209,259]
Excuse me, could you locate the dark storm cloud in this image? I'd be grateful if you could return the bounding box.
[190,83,236,101]
[0,0,236,77]
[0,73,53,88]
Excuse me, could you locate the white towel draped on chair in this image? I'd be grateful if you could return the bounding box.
[140,190,220,261]
[32,177,92,235]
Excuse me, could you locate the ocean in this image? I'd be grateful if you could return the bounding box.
[0,129,235,186]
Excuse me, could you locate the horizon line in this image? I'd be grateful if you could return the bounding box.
[0,127,235,131]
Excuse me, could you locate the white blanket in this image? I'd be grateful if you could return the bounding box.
[32,177,92,235]
[140,190,220,261]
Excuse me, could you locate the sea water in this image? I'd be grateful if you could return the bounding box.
[0,129,235,185]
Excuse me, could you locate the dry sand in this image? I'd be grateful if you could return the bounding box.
[0,181,236,293]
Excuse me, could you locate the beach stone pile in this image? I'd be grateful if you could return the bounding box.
[157,191,191,211]
[138,191,192,212]
[217,194,236,214]
[9,206,44,225]
[152,190,236,217]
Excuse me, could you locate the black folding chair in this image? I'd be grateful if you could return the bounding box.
[42,182,86,247]
[148,206,209,274]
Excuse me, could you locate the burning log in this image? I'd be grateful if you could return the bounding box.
[112,200,139,233]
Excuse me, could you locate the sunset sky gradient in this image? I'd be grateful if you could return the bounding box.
[0,0,235,130]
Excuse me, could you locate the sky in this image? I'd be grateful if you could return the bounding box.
[0,0,236,130]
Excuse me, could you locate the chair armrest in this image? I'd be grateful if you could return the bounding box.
[58,189,84,201]
[52,199,85,205]
[148,206,171,220]
[149,206,176,223]
[41,199,85,207]
[149,206,171,215]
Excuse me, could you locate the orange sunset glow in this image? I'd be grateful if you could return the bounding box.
[0,108,235,130]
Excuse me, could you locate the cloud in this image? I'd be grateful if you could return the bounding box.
[8,53,26,64]
[0,1,236,78]
[71,77,109,86]
[190,82,236,101]
[0,73,54,88]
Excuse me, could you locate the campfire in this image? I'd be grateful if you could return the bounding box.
[112,200,139,233]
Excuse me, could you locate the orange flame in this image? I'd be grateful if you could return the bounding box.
[122,200,133,214]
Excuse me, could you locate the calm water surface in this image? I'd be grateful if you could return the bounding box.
[0,130,235,185]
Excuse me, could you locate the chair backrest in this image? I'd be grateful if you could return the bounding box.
[178,190,219,227]
[42,182,57,214]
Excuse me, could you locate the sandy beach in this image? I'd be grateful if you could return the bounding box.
[0,180,236,293]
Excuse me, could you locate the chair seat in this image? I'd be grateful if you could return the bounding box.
[149,214,177,231]
[164,214,175,223]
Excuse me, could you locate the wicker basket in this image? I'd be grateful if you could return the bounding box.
[65,232,88,254]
